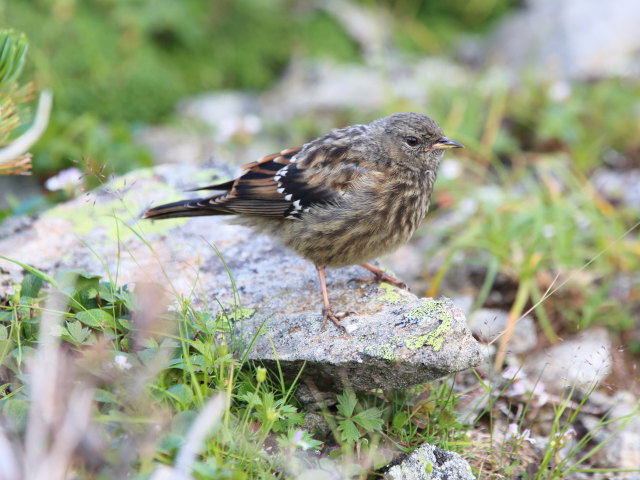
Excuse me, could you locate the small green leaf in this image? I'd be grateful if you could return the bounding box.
[65,320,90,344]
[392,411,408,430]
[98,282,116,303]
[117,317,132,331]
[95,388,118,405]
[352,408,383,433]
[76,309,114,328]
[115,289,135,311]
[2,397,29,431]
[20,273,43,298]
[167,384,193,406]
[336,391,357,418]
[337,419,360,444]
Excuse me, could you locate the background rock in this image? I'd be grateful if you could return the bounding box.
[486,0,640,79]
[467,308,537,354]
[385,443,476,480]
[524,327,612,390]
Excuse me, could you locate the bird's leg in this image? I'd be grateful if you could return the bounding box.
[359,263,409,290]
[315,265,347,331]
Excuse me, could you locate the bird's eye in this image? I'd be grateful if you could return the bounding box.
[404,136,419,147]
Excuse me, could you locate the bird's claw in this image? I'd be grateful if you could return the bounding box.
[321,307,349,333]
[352,272,409,290]
[374,272,408,290]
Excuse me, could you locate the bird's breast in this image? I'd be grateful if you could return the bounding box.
[279,170,435,267]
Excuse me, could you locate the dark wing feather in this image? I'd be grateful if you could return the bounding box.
[145,138,368,221]
[276,142,368,219]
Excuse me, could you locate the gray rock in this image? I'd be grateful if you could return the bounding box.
[385,444,476,480]
[524,327,612,390]
[583,391,640,477]
[178,91,262,142]
[486,0,640,80]
[591,168,640,211]
[260,57,471,123]
[0,175,42,210]
[0,164,483,391]
[135,126,216,166]
[245,294,481,391]
[467,308,537,354]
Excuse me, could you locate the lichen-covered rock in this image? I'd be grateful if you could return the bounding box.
[385,444,476,480]
[244,295,481,391]
[0,164,483,391]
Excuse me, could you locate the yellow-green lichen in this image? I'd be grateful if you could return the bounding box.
[377,282,404,304]
[364,335,403,361]
[404,299,453,351]
[44,168,225,240]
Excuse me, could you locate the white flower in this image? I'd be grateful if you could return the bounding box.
[542,224,556,238]
[549,81,571,102]
[45,167,83,192]
[506,423,536,444]
[114,354,132,370]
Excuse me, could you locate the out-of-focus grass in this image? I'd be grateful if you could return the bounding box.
[3,0,363,179]
[416,76,640,358]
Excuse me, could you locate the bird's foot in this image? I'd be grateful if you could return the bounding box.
[355,264,409,290]
[358,263,409,290]
[372,271,408,290]
[321,307,351,333]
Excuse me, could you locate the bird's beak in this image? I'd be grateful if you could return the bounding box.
[427,137,464,151]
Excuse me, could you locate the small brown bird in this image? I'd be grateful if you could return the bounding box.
[144,113,462,328]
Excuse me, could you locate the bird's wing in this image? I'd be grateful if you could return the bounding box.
[191,144,368,219]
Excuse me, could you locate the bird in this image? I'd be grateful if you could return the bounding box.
[144,113,463,329]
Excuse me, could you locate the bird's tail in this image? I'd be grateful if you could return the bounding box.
[143,198,229,220]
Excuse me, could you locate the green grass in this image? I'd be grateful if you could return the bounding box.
[416,75,640,341]
[1,0,362,179]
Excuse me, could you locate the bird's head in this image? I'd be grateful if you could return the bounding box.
[371,112,463,172]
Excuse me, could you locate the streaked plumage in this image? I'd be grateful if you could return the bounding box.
[144,113,462,329]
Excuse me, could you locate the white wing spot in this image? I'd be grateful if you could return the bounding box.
[277,188,285,194]
[274,175,281,181]
[277,165,289,176]
[293,200,301,208]
[284,194,293,201]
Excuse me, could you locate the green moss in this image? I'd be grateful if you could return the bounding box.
[404,299,453,352]
[377,282,404,304]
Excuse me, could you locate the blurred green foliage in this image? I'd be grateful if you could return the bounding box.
[422,76,640,339]
[1,0,517,179]
[425,77,640,172]
[1,0,362,178]
[383,0,517,53]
